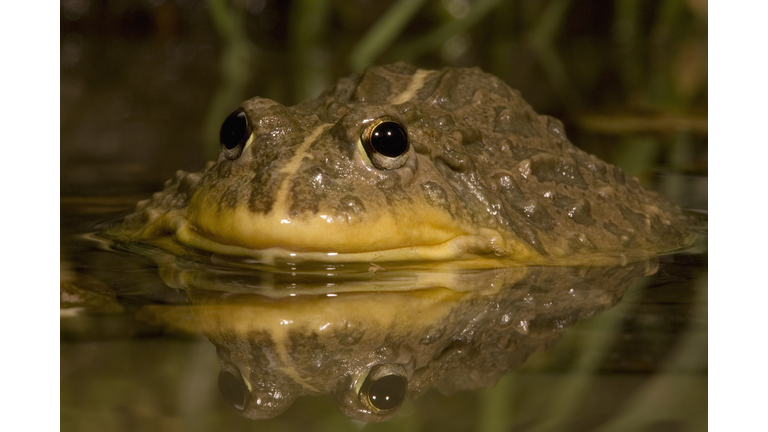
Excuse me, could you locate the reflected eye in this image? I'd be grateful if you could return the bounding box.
[358,364,407,413]
[218,369,248,411]
[368,374,407,410]
[220,108,252,160]
[360,118,410,170]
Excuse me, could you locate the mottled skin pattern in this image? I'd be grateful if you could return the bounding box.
[110,63,691,266]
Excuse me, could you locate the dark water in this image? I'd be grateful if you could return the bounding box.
[61,2,707,430]
[60,196,707,431]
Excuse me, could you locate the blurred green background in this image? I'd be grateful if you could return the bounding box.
[61,0,707,207]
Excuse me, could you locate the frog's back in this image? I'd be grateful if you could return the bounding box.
[298,63,693,261]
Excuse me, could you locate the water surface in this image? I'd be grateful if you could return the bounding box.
[61,195,706,430]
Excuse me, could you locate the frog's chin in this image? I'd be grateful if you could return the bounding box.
[129,210,660,268]
[174,218,524,268]
[178,194,528,266]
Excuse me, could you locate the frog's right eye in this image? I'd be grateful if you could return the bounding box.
[360,117,410,170]
[220,108,252,160]
[218,369,249,411]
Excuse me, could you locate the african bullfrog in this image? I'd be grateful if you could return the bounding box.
[107,63,692,267]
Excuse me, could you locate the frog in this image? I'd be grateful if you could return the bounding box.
[107,63,693,267]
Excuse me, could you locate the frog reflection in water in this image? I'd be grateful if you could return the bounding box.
[145,260,656,421]
[108,63,693,268]
[107,64,694,421]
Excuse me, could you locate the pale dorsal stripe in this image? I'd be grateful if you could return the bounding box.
[273,124,332,213]
[388,69,431,105]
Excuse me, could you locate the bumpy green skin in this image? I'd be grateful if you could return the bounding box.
[109,63,692,266]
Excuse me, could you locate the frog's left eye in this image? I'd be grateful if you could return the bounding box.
[360,118,409,170]
[220,108,252,160]
[358,364,407,413]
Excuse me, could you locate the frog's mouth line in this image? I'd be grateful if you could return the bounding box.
[175,219,507,266]
[154,216,659,268]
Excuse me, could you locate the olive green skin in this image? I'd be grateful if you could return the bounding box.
[109,63,691,267]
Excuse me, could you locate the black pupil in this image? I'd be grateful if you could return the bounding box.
[370,122,408,157]
[368,374,406,411]
[220,109,249,150]
[218,370,248,411]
